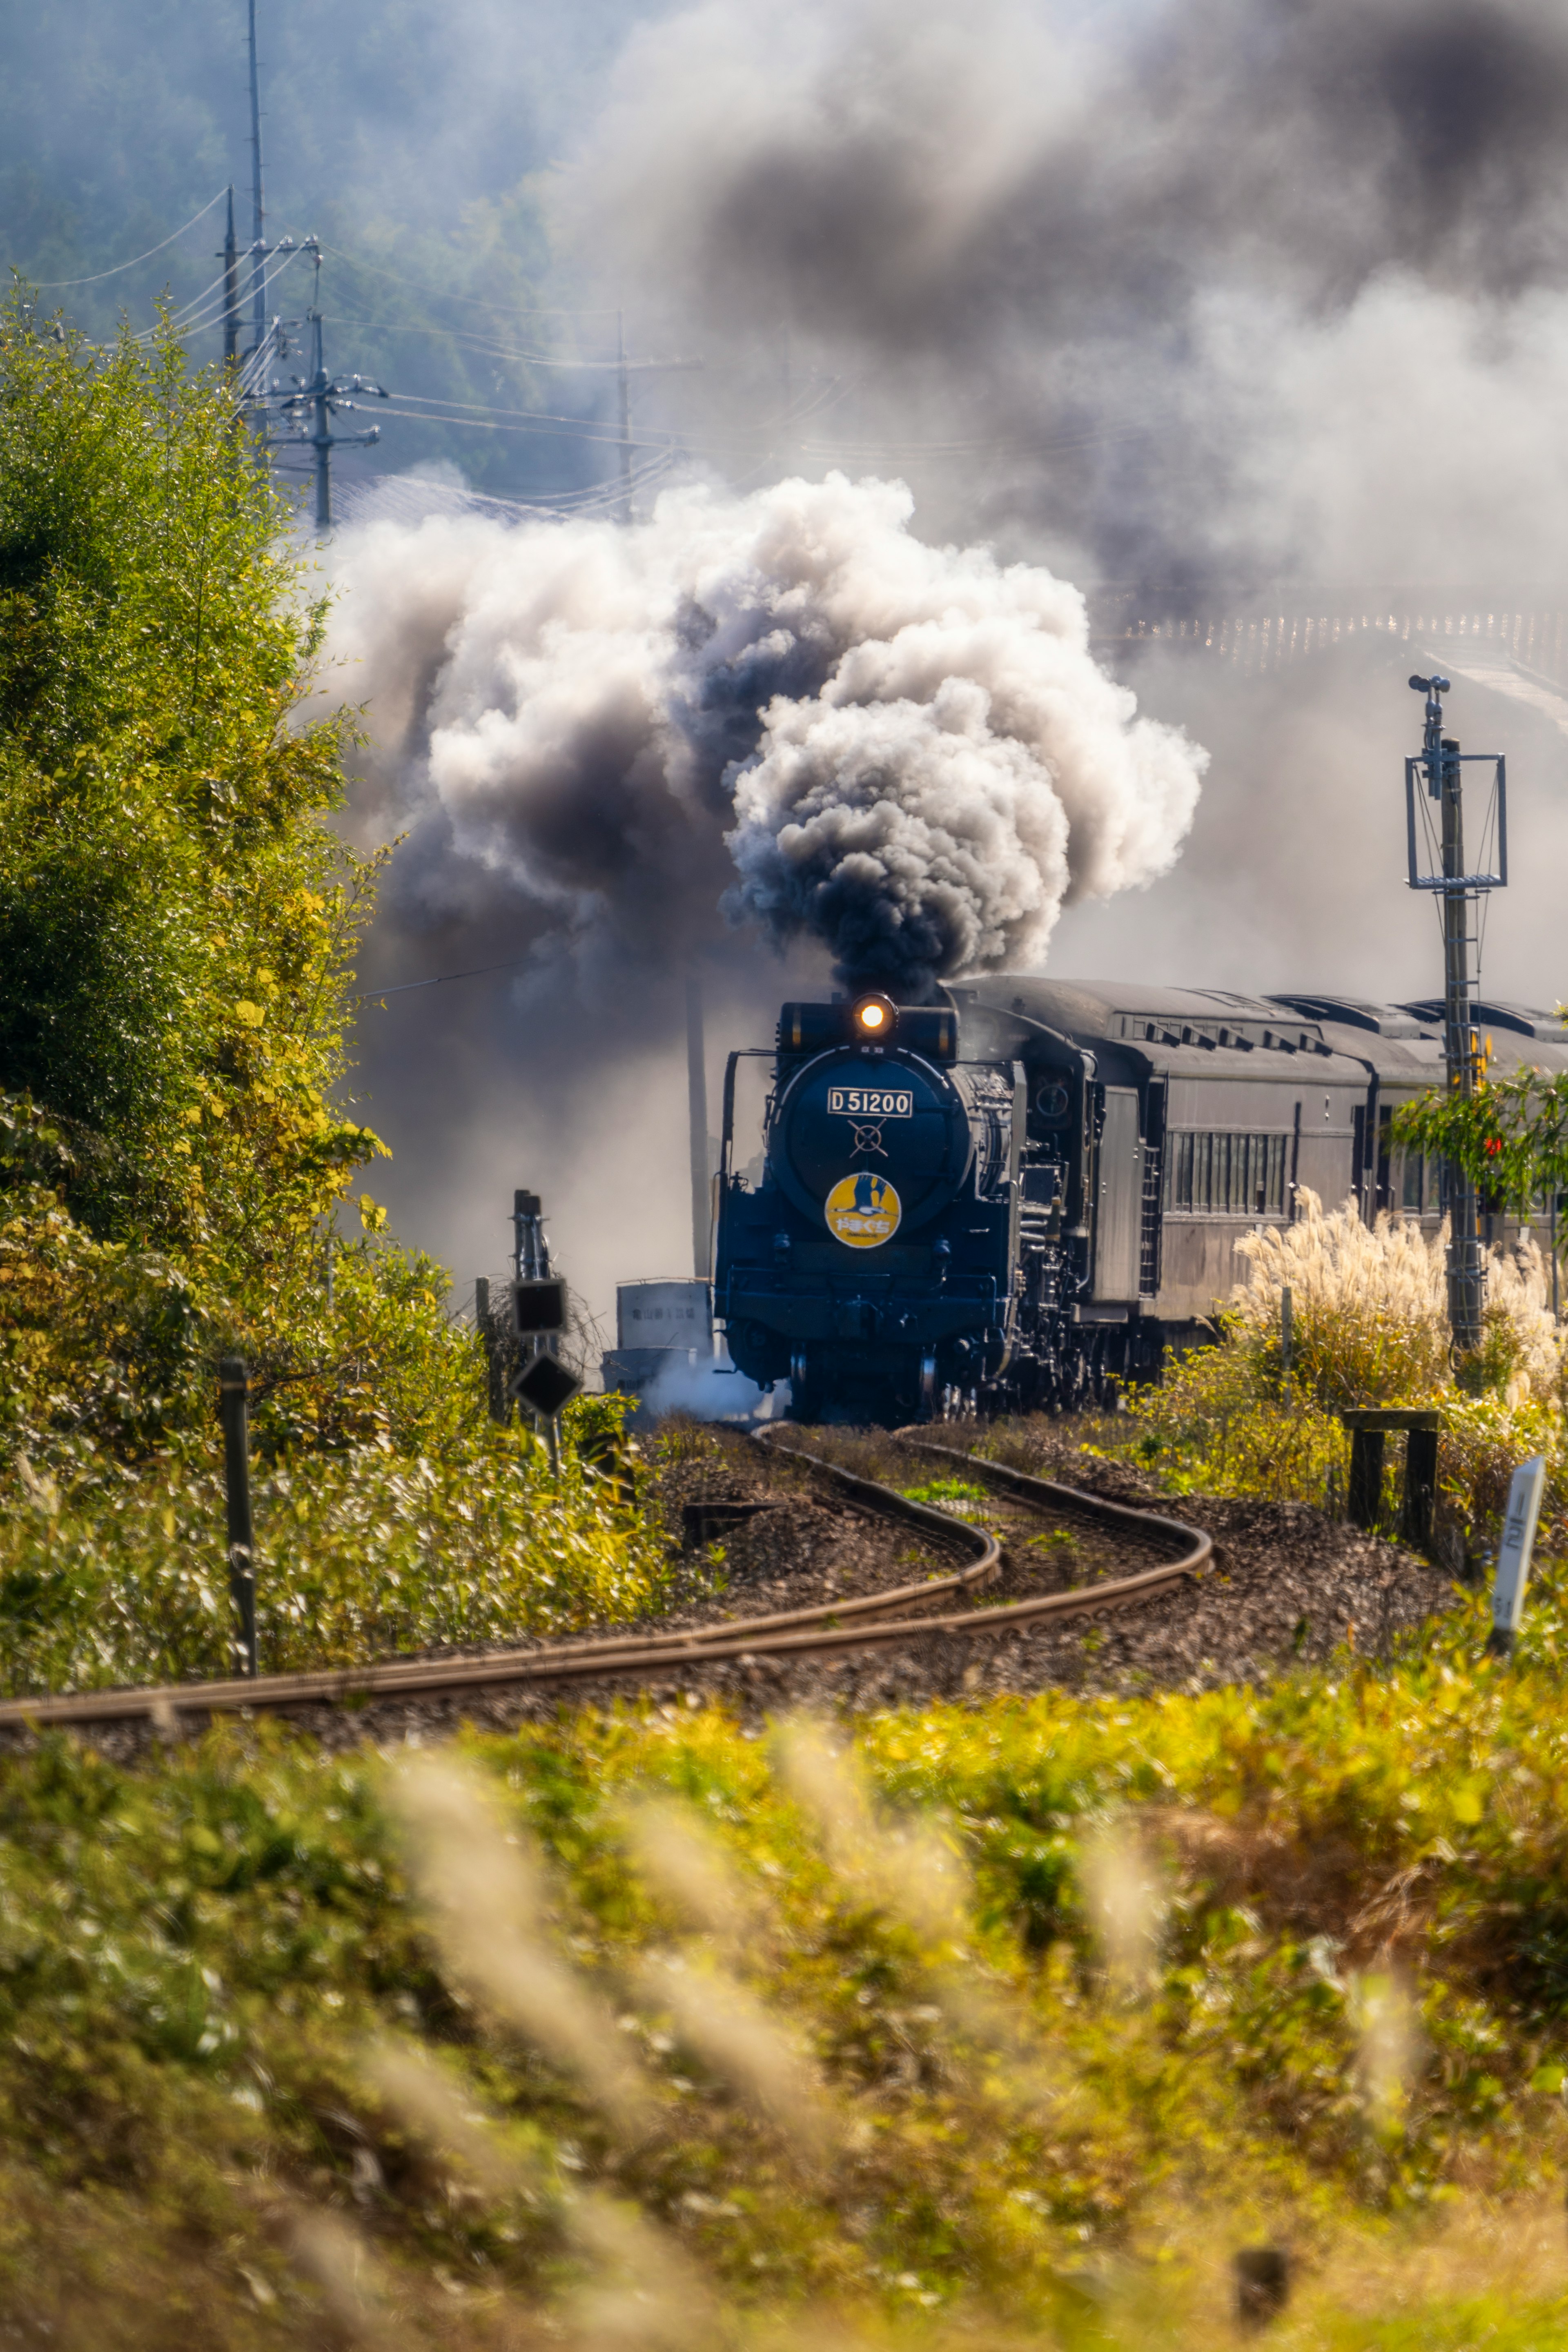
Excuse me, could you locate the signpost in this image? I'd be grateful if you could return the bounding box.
[512,1278,568,1338]
[1488,1455,1547,1657]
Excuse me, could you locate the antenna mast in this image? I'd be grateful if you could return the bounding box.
[1404,675,1508,1355]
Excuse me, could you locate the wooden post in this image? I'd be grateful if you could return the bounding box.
[1402,1426,1439,1548]
[1347,1427,1385,1529]
[476,1277,508,1423]
[1342,1409,1441,1544]
[218,1358,258,1679]
[1233,2246,1291,2326]
[1280,1284,1293,1384]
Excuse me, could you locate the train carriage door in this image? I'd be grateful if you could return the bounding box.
[1093,1087,1143,1300]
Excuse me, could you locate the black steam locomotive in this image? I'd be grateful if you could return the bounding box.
[712,979,1568,1422]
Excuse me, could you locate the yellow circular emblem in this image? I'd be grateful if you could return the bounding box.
[825,1171,902,1249]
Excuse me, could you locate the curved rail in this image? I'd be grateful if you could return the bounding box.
[0,1441,1210,1731]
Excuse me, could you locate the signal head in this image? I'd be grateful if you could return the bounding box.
[1408,673,1451,695]
[851,992,897,1038]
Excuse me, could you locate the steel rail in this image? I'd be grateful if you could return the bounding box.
[0,1443,1209,1731]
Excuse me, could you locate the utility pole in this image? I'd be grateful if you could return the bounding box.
[220,185,239,367]
[235,0,296,444]
[1405,675,1508,1356]
[252,243,387,530]
[246,0,266,360]
[610,321,703,523]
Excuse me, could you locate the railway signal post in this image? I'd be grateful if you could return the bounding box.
[1405,675,1506,1355]
[510,1191,581,1466]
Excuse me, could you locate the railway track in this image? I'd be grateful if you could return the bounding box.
[0,1437,1212,1732]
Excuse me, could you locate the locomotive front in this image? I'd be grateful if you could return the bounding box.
[714,993,1021,1421]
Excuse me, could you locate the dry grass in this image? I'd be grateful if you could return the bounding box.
[1116,1192,1568,1535]
[1232,1189,1564,1410]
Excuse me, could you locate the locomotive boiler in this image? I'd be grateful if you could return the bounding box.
[712,979,1568,1423]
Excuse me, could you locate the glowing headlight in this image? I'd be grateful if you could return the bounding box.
[852,993,896,1036]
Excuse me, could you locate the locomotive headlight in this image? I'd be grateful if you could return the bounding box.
[852,992,897,1037]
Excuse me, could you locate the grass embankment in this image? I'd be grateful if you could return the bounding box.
[5,1564,1568,2347]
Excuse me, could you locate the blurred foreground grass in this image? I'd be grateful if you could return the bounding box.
[5,1567,1568,2345]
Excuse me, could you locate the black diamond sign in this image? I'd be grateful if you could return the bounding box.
[510,1350,583,1418]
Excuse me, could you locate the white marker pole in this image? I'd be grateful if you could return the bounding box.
[1488,1455,1548,1658]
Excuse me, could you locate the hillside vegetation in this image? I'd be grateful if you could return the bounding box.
[0,303,657,1688]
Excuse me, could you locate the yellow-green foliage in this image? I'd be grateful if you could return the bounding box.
[0,304,384,1260]
[0,1412,665,1695]
[1123,1192,1568,1534]
[3,1581,1568,2345]
[0,1172,496,1466]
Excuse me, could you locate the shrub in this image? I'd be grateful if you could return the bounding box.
[0,303,384,1262]
[1120,1193,1567,1532]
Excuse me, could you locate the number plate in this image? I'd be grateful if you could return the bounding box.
[827,1086,913,1117]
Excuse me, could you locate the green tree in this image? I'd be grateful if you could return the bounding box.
[0,299,383,1263]
[1392,1058,1568,1218]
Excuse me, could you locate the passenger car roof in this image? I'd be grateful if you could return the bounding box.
[948,978,1568,1082]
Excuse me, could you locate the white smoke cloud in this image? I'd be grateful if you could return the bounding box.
[323,471,1205,996]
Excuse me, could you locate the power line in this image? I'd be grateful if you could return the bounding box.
[320,245,619,320]
[322,312,699,374]
[354,953,535,1004]
[27,189,229,287]
[380,398,679,455]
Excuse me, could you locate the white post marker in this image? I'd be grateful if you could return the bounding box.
[1488,1455,1548,1658]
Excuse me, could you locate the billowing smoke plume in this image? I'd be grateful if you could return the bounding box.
[559,0,1568,586]
[325,472,1204,997]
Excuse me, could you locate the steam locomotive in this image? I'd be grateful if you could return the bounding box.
[711,979,1568,1422]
